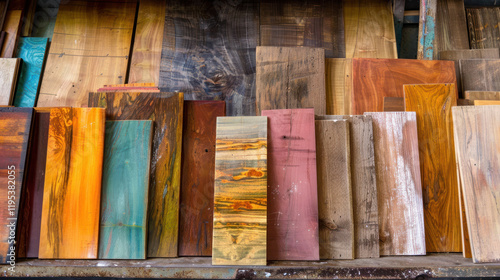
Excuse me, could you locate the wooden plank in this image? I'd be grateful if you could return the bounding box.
[97,87,160,93]
[0,58,20,105]
[13,37,48,107]
[404,84,461,253]
[39,107,105,259]
[0,0,8,31]
[0,10,21,58]
[179,101,225,257]
[452,105,500,263]
[465,91,500,100]
[0,31,6,51]
[315,119,353,260]
[256,46,326,116]
[263,108,319,261]
[460,59,500,92]
[37,0,136,107]
[160,0,258,116]
[344,0,397,59]
[466,7,500,49]
[383,97,404,112]
[325,58,352,115]
[352,58,457,114]
[88,92,184,258]
[21,0,36,36]
[458,99,475,106]
[393,0,405,56]
[457,170,472,258]
[31,1,59,40]
[99,120,153,260]
[417,0,437,59]
[363,112,425,256]
[260,0,344,58]
[474,100,500,105]
[434,0,469,60]
[104,83,156,88]
[212,116,267,265]
[0,107,33,264]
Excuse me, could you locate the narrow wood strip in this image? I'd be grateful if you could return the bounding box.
[0,10,21,58]
[103,83,156,88]
[325,58,352,115]
[0,58,20,105]
[465,91,500,100]
[474,100,500,105]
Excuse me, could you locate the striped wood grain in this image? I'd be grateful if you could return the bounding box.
[325,58,352,115]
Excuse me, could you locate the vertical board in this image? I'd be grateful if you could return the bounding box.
[99,120,152,259]
[434,0,469,59]
[259,0,344,58]
[383,97,404,112]
[39,108,105,259]
[263,108,319,261]
[256,46,326,116]
[128,0,165,85]
[466,7,500,49]
[160,0,258,116]
[0,10,21,58]
[404,84,461,252]
[0,107,33,263]
[364,112,426,256]
[13,37,48,107]
[315,119,353,260]
[417,0,436,60]
[179,101,226,257]
[344,0,397,59]
[325,58,352,115]
[88,92,184,258]
[465,91,500,100]
[0,58,20,105]
[460,59,500,92]
[316,115,379,259]
[452,105,500,263]
[37,0,136,107]
[213,116,267,265]
[352,58,457,114]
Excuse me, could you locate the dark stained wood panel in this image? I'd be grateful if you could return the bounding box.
[460,59,500,92]
[383,97,404,112]
[435,0,469,59]
[0,10,21,58]
[466,7,500,49]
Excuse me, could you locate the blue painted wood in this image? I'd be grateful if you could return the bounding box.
[417,0,436,60]
[13,37,48,107]
[98,120,153,259]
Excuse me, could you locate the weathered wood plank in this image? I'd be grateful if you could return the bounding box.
[434,0,469,60]
[0,10,21,58]
[466,7,500,49]
[383,97,404,112]
[417,0,437,59]
[465,91,500,100]
[325,58,352,115]
[0,58,20,105]
[213,116,267,266]
[263,108,319,261]
[460,59,500,92]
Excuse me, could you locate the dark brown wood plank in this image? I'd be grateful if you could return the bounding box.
[466,7,500,49]
[435,0,469,59]
[460,59,500,92]
[383,97,404,112]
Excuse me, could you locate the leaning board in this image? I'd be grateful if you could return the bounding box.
[460,59,500,92]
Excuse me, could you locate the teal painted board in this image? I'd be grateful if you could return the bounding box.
[13,37,48,107]
[98,120,153,259]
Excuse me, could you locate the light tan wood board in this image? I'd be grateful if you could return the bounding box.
[474,100,500,105]
[0,58,20,105]
[325,58,352,115]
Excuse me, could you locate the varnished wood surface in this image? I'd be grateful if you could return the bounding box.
[88,92,184,258]
[464,91,500,101]
[0,107,33,263]
[434,0,469,59]
[213,116,267,266]
[352,58,457,114]
[39,108,105,259]
[325,58,352,115]
[364,112,425,256]
[460,59,500,92]
[263,108,319,261]
[179,101,226,257]
[404,84,461,253]
[315,119,353,260]
[256,46,326,116]
[383,97,404,112]
[0,10,21,58]
[0,58,20,105]
[452,105,500,263]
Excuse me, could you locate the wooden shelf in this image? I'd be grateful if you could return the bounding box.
[1,254,500,279]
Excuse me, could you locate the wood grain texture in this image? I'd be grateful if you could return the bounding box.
[0,107,33,264]
[458,171,472,258]
[256,46,326,116]
[260,0,344,58]
[88,92,184,258]
[474,100,500,105]
[13,37,48,107]
[315,119,353,260]
[160,0,258,116]
[383,97,404,112]
[457,99,474,106]
[325,58,352,115]
[466,7,500,49]
[0,58,20,105]
[352,58,457,114]
[460,59,500,92]
[0,10,21,58]
[213,116,267,266]
[21,0,36,37]
[364,112,425,256]
[434,0,469,60]
[99,120,152,259]
[128,0,164,85]
[316,115,380,259]
[404,84,461,253]
[344,0,397,59]
[452,105,500,263]
[96,87,160,93]
[465,91,500,101]
[37,0,136,107]
[31,0,59,40]
[263,108,319,261]
[39,108,105,259]
[179,101,225,257]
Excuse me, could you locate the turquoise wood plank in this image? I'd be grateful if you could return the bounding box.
[13,37,48,107]
[98,120,153,259]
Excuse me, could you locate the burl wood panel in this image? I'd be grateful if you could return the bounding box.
[460,59,500,92]
[260,0,344,58]
[344,0,397,59]
[404,84,461,252]
[179,101,226,257]
[315,119,353,260]
[0,108,33,263]
[452,105,500,263]
[364,112,426,256]
[262,108,319,261]
[88,92,184,258]
[325,58,352,115]
[466,7,500,49]
[39,108,105,259]
[383,97,404,112]
[0,10,21,58]
[316,115,379,259]
[465,91,500,101]
[213,116,267,265]
[256,46,326,116]
[160,0,258,116]
[37,0,136,107]
[434,0,469,60]
[0,58,20,105]
[352,58,457,114]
